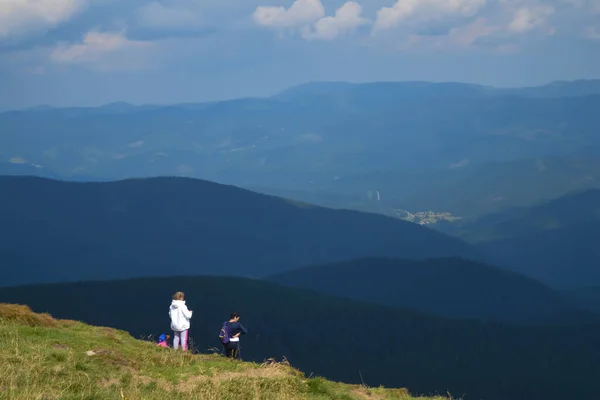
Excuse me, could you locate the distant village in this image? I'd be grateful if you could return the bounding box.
[394,209,461,225]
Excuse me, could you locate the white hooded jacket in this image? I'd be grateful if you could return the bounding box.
[169,300,193,331]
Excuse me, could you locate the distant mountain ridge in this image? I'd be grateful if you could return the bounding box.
[267,257,590,324]
[453,189,600,288]
[13,79,600,112]
[0,175,481,286]
[2,79,600,195]
[275,79,600,100]
[510,79,600,98]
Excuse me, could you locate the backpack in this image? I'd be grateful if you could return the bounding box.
[219,322,230,344]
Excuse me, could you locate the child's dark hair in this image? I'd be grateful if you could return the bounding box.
[230,312,240,319]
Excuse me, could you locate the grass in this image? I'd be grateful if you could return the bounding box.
[0,304,452,400]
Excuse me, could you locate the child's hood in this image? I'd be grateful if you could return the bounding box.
[170,300,186,309]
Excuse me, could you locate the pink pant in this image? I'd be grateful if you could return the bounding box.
[173,330,188,350]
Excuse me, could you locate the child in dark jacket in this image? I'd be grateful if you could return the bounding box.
[222,312,247,359]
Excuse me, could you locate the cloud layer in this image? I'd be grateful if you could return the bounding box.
[135,2,203,30]
[0,0,86,38]
[50,30,153,71]
[253,0,325,29]
[248,0,598,48]
[373,0,486,32]
[303,2,368,40]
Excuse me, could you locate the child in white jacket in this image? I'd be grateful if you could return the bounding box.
[169,291,193,351]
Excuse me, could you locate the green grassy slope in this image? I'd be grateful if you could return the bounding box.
[0,304,446,400]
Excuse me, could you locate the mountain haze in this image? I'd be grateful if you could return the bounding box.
[255,156,600,219]
[458,189,600,288]
[2,80,600,194]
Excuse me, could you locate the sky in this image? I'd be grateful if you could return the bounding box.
[1,0,599,109]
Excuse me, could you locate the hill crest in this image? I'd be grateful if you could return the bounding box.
[267,257,590,323]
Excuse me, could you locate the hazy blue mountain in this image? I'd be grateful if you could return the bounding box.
[0,176,481,286]
[273,81,491,103]
[508,79,600,98]
[2,80,600,193]
[276,79,600,100]
[566,286,600,313]
[253,156,600,219]
[0,162,61,179]
[1,276,600,400]
[267,257,590,324]
[452,189,600,288]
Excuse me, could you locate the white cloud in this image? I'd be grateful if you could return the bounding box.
[391,17,514,52]
[0,0,86,38]
[136,2,202,30]
[373,0,487,32]
[508,5,554,33]
[253,0,325,29]
[447,17,496,46]
[561,0,600,13]
[584,25,600,39]
[302,1,369,40]
[50,31,153,71]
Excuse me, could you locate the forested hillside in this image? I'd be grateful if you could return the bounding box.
[0,176,480,286]
[268,257,591,323]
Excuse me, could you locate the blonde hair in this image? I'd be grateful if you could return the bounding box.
[173,291,185,301]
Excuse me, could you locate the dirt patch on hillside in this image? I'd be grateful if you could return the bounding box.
[350,385,412,399]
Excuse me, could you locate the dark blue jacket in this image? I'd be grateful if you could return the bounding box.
[226,321,248,337]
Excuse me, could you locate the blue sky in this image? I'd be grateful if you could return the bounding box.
[1,0,599,108]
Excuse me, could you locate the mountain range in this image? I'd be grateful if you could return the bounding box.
[2,80,600,187]
[3,80,600,223]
